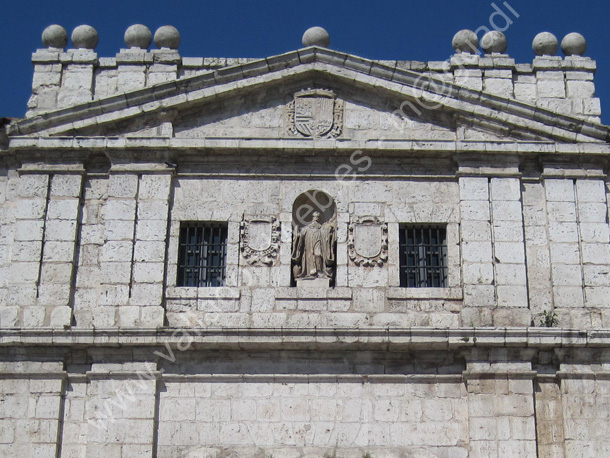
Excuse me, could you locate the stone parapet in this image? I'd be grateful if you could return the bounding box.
[25,48,601,124]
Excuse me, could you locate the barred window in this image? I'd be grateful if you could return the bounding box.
[177,222,227,287]
[399,225,448,288]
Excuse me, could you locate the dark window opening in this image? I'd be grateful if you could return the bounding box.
[177,222,227,287]
[399,225,448,288]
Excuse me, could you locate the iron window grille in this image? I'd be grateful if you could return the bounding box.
[177,222,228,287]
[399,225,448,288]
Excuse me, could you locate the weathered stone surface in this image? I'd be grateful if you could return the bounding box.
[3,23,610,457]
[71,25,98,50]
[533,32,559,56]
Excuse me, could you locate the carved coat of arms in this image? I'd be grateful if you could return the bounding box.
[240,215,281,266]
[348,216,388,267]
[287,89,344,138]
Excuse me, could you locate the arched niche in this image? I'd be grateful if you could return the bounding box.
[291,190,337,287]
[292,189,337,228]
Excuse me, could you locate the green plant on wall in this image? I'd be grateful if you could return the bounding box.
[538,310,559,327]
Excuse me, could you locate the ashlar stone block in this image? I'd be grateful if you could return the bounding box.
[460,177,489,201]
[545,180,575,202]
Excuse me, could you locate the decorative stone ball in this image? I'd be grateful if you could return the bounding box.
[532,32,559,56]
[124,24,152,49]
[302,26,330,48]
[561,32,587,56]
[154,25,180,49]
[481,31,507,54]
[42,25,68,49]
[452,30,479,54]
[71,25,98,50]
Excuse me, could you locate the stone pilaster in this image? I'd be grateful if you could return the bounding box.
[130,171,173,326]
[0,362,66,457]
[72,177,108,327]
[564,56,600,123]
[59,374,88,457]
[8,170,49,326]
[7,165,85,327]
[544,178,585,312]
[490,177,528,311]
[459,176,495,311]
[576,179,610,314]
[464,350,538,458]
[522,181,553,318]
[38,168,85,327]
[97,165,172,327]
[84,361,159,457]
[0,169,12,316]
[57,49,97,109]
[148,49,181,85]
[534,57,571,116]
[480,55,515,98]
[98,171,138,324]
[116,49,149,92]
[534,377,565,458]
[556,360,610,457]
[27,49,63,116]
[453,68,483,91]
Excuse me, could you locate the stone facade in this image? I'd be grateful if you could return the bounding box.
[1,24,610,457]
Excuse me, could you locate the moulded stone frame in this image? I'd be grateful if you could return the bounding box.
[386,221,462,299]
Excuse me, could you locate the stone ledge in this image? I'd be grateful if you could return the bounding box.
[0,371,66,379]
[8,138,610,157]
[0,327,605,349]
[275,287,352,300]
[556,371,610,380]
[463,370,537,380]
[387,287,463,300]
[86,370,163,380]
[17,162,85,174]
[166,286,241,299]
[160,373,463,383]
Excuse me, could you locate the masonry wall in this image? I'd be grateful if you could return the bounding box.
[0,346,608,457]
[2,156,610,329]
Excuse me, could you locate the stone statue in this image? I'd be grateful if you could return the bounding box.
[291,211,336,281]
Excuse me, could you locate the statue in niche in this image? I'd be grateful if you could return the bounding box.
[291,211,336,281]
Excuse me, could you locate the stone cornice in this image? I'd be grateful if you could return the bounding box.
[0,327,605,350]
[6,138,610,156]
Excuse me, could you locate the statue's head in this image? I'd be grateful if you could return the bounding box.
[312,211,321,222]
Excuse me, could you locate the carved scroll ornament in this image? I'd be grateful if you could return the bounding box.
[240,215,280,266]
[348,216,388,267]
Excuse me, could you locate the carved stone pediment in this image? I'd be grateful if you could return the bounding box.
[240,215,280,266]
[287,88,344,138]
[348,216,388,267]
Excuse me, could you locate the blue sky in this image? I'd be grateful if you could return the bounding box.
[1,0,609,124]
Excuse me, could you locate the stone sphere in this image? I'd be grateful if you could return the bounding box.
[452,29,479,54]
[42,25,68,49]
[154,25,180,49]
[561,32,587,56]
[125,24,152,49]
[481,31,507,54]
[533,32,558,56]
[302,26,330,48]
[71,25,98,50]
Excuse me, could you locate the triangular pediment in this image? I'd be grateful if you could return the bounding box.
[114,81,458,143]
[6,47,610,146]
